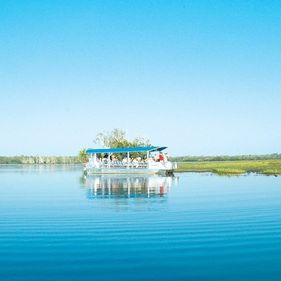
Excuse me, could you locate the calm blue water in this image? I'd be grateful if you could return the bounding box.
[0,166,281,281]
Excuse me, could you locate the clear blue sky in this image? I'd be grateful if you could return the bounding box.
[1,0,281,156]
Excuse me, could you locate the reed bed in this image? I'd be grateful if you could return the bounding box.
[176,160,281,176]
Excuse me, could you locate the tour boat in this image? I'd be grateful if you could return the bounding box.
[84,146,177,175]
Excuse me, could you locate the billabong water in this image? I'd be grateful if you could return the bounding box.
[0,166,281,281]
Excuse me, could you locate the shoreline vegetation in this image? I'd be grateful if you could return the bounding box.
[172,154,281,176]
[0,156,80,165]
[1,154,281,176]
[176,160,281,176]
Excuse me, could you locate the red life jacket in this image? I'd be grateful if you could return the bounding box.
[159,154,165,161]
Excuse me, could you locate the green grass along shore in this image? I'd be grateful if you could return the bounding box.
[176,160,281,176]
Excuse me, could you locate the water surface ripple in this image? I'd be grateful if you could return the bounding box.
[0,166,281,281]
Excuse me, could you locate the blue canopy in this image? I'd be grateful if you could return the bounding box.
[86,146,167,154]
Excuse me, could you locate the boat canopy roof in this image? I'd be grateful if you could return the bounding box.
[86,146,167,154]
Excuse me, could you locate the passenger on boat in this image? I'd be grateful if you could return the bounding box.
[132,158,139,167]
[159,152,165,162]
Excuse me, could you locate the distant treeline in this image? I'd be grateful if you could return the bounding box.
[0,156,80,165]
[171,153,281,162]
[1,153,281,164]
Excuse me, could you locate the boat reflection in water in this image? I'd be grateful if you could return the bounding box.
[81,175,178,199]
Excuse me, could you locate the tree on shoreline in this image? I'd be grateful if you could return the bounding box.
[78,129,151,162]
[94,128,150,149]
[78,149,89,163]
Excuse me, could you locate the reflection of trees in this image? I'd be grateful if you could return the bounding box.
[1,164,81,174]
[80,175,176,199]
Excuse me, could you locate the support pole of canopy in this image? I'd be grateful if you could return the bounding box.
[127,152,129,169]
